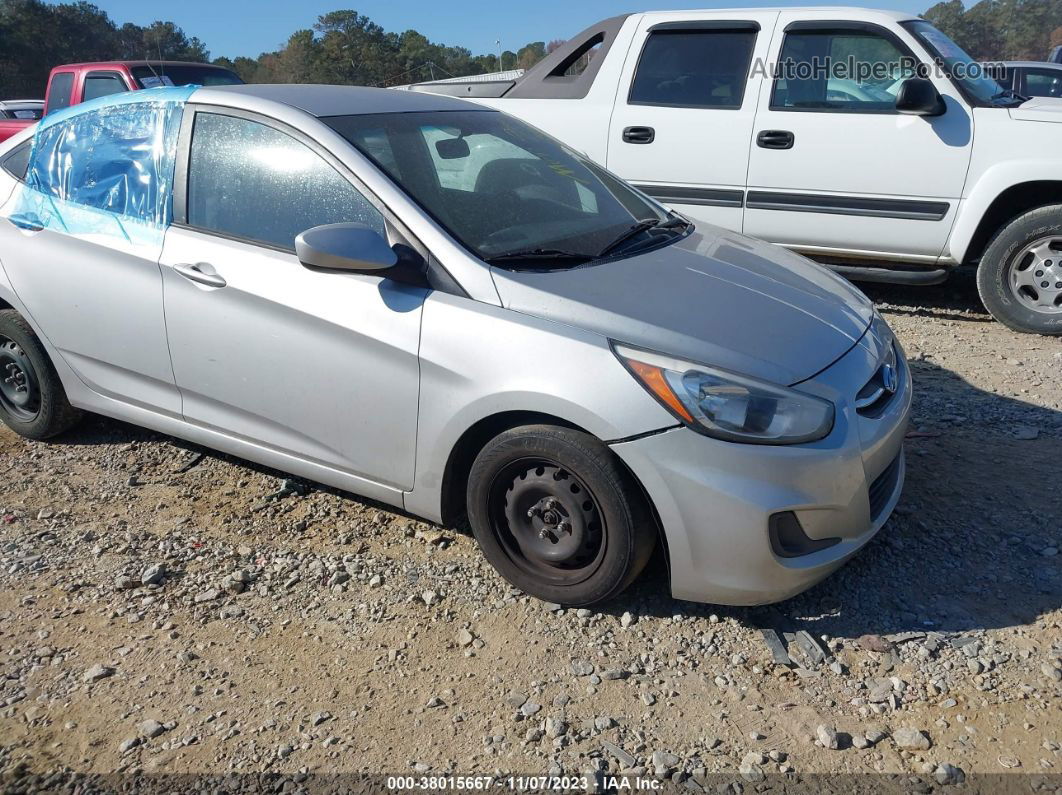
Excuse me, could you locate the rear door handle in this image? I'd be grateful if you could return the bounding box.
[622,126,655,144]
[174,262,226,288]
[756,130,795,150]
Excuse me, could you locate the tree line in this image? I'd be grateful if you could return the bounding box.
[2,0,1060,99]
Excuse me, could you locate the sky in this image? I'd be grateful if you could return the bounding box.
[74,0,939,61]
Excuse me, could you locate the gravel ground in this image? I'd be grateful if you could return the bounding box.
[0,268,1060,793]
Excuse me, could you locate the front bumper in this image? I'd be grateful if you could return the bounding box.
[610,328,912,606]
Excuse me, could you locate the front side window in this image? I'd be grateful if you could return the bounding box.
[630,28,757,108]
[47,72,75,114]
[327,110,676,263]
[187,113,384,251]
[1023,69,1062,98]
[772,28,917,111]
[83,73,128,102]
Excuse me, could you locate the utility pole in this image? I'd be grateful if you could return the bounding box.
[496,39,503,71]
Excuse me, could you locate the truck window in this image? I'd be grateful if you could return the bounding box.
[47,72,75,114]
[629,28,757,109]
[1023,68,1062,98]
[83,73,129,102]
[772,28,917,112]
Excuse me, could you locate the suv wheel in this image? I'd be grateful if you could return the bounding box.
[0,309,82,439]
[977,204,1062,335]
[466,425,656,606]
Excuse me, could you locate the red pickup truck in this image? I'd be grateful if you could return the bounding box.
[0,60,243,143]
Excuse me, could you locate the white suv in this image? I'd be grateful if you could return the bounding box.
[413,8,1062,334]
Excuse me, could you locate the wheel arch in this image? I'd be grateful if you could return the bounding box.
[955,179,1062,266]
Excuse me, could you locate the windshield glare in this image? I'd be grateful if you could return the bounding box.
[326,110,669,262]
[902,20,1007,105]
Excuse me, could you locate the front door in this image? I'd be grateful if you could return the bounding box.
[160,109,425,489]
[744,15,973,262]
[605,12,778,232]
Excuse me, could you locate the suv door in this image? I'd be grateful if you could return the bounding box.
[745,16,973,263]
[606,12,778,232]
[160,108,425,492]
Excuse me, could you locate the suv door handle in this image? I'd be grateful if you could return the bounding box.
[622,126,655,144]
[756,130,795,150]
[174,262,227,288]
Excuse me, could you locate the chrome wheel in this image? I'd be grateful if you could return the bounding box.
[1009,236,1062,314]
[0,334,41,422]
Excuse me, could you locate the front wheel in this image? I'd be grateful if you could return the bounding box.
[466,425,656,607]
[977,204,1062,335]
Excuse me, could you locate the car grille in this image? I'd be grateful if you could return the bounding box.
[868,452,902,521]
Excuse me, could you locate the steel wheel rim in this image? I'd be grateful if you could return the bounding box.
[0,335,41,422]
[1008,236,1062,314]
[487,457,607,586]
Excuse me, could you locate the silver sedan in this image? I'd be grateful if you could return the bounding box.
[0,85,910,606]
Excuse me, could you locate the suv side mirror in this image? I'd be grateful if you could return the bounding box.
[895,77,945,116]
[295,223,398,272]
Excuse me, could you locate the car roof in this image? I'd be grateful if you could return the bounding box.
[640,6,915,21]
[198,84,482,117]
[54,60,235,70]
[0,100,43,107]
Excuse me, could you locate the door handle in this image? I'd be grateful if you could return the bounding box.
[756,130,795,150]
[174,262,227,288]
[622,126,655,144]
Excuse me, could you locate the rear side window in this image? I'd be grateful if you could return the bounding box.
[1,141,32,181]
[186,113,385,251]
[47,72,75,114]
[83,72,128,102]
[629,28,757,108]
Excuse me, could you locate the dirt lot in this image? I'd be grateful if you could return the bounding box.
[0,269,1060,793]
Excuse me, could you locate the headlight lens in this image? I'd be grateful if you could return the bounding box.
[614,344,835,444]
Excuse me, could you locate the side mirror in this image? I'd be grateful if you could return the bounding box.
[895,77,945,116]
[295,223,398,272]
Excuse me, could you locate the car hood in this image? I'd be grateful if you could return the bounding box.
[1010,96,1062,122]
[490,227,874,386]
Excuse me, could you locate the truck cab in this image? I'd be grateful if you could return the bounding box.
[43,61,243,116]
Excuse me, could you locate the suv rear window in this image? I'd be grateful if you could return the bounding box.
[629,28,757,109]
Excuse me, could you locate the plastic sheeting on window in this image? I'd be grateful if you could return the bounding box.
[8,86,196,252]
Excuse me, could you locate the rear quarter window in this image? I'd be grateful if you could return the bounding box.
[1,141,32,182]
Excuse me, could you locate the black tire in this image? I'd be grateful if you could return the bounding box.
[977,204,1062,335]
[0,309,82,439]
[466,424,656,606]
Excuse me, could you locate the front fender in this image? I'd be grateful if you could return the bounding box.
[949,161,1062,263]
[404,291,676,522]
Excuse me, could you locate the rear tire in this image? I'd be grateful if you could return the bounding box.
[466,425,656,606]
[977,204,1062,335]
[0,309,82,439]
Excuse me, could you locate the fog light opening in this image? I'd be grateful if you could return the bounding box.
[769,511,841,558]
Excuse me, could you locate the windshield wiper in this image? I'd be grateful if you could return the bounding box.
[484,248,594,266]
[596,215,690,258]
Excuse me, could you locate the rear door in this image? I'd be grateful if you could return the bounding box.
[160,108,425,491]
[606,11,778,232]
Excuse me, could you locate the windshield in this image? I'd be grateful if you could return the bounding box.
[902,20,1013,105]
[326,110,676,264]
[131,65,243,89]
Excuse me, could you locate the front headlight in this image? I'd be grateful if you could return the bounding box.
[614,343,835,444]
